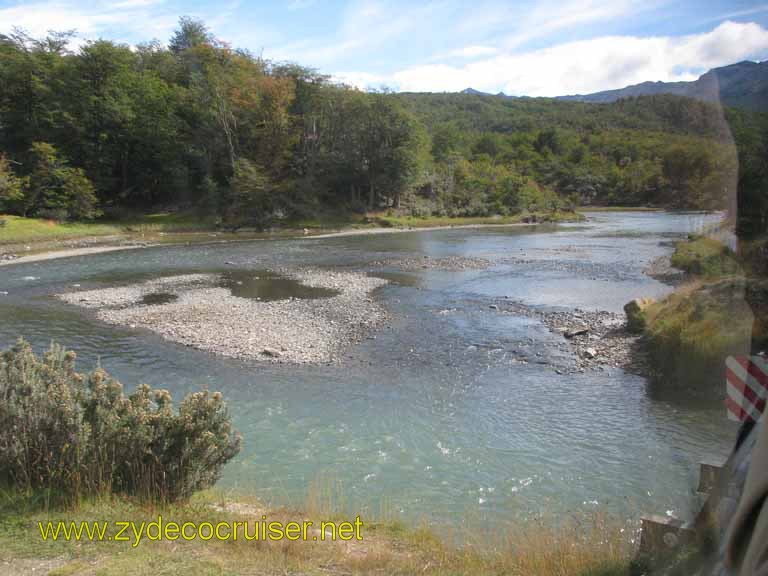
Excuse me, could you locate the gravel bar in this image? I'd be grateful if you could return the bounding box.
[58,269,389,364]
[369,255,491,271]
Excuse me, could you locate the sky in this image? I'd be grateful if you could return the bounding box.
[1,0,768,96]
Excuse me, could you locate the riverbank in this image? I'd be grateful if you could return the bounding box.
[0,210,583,267]
[633,235,767,395]
[0,490,634,576]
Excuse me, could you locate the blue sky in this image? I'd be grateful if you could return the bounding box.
[1,0,768,95]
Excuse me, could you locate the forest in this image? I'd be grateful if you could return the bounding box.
[0,18,766,236]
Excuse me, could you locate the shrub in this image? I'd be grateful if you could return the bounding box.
[0,339,241,503]
[36,208,69,222]
[26,142,101,221]
[0,154,26,215]
[670,236,741,277]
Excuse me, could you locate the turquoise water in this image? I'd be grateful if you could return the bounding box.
[0,212,738,528]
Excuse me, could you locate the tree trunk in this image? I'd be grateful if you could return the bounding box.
[368,176,375,210]
[121,152,128,197]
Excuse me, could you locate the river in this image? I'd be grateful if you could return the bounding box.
[0,211,738,528]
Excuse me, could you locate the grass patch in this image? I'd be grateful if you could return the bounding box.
[375,210,583,228]
[577,206,662,212]
[0,490,636,576]
[642,279,754,393]
[121,212,218,234]
[0,213,217,246]
[670,236,741,277]
[0,210,585,249]
[0,215,121,245]
[284,212,372,230]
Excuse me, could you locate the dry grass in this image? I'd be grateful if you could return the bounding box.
[0,488,636,576]
[642,277,754,393]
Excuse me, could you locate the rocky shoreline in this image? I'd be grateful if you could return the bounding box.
[58,269,389,364]
[644,253,686,286]
[370,255,491,271]
[489,299,650,375]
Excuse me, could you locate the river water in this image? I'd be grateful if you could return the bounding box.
[0,211,739,528]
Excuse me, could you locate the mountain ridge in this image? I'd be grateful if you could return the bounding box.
[460,60,768,111]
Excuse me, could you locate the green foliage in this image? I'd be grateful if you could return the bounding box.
[226,158,278,228]
[169,17,212,54]
[26,142,101,220]
[0,339,241,503]
[642,280,754,394]
[670,236,742,276]
[0,154,25,213]
[728,108,768,238]
[0,19,765,235]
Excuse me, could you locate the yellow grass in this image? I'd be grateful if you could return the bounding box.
[0,489,636,576]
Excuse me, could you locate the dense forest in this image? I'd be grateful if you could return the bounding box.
[0,18,766,235]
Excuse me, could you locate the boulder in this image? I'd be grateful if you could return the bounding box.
[624,297,655,333]
[261,348,282,358]
[583,347,598,359]
[564,327,589,339]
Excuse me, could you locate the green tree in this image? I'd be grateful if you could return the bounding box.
[169,17,212,54]
[0,155,26,214]
[226,157,276,228]
[27,142,100,220]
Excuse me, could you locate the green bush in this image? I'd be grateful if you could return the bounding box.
[670,237,741,277]
[0,154,26,215]
[25,142,101,221]
[0,339,241,503]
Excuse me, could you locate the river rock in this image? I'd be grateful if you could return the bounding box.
[624,297,655,333]
[564,328,589,339]
[261,348,282,358]
[583,347,598,359]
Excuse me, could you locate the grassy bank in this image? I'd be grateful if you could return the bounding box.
[0,210,584,253]
[577,206,663,212]
[0,215,122,244]
[0,213,216,247]
[669,236,741,277]
[641,278,754,393]
[373,210,584,228]
[0,490,635,576]
[638,236,763,395]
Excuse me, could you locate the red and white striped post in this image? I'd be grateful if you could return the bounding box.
[726,355,768,423]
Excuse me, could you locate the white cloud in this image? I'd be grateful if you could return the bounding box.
[450,45,498,58]
[455,0,659,50]
[332,70,390,89]
[391,21,768,95]
[0,2,109,37]
[0,0,181,47]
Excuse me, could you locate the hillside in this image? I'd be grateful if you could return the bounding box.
[1,23,767,234]
[557,60,768,112]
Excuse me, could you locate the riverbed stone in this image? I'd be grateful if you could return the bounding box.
[564,327,589,339]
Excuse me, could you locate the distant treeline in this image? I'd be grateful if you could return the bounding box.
[0,18,766,235]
